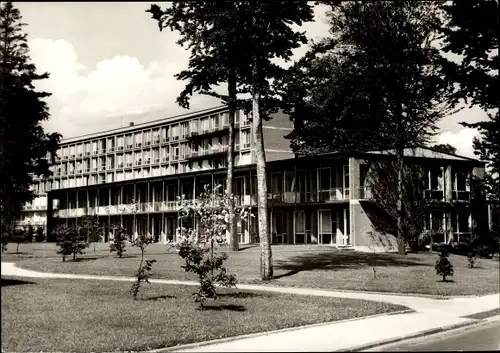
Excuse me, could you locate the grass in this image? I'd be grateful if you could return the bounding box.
[2,242,499,297]
[1,276,407,353]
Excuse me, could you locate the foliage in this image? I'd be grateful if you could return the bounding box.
[435,249,454,282]
[281,1,452,156]
[130,234,155,299]
[130,259,156,300]
[176,185,246,309]
[1,229,8,252]
[439,0,499,204]
[35,226,45,242]
[26,224,35,242]
[366,159,428,253]
[0,1,61,229]
[147,2,242,250]
[148,1,314,279]
[110,225,127,258]
[54,224,89,262]
[77,215,102,251]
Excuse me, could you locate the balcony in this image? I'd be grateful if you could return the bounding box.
[108,147,115,153]
[93,150,99,155]
[153,138,160,145]
[187,125,229,141]
[92,167,98,172]
[84,168,90,173]
[126,162,133,168]
[100,165,106,171]
[63,155,69,160]
[162,137,170,143]
[145,141,151,147]
[162,157,169,163]
[425,190,444,201]
[136,160,142,167]
[453,190,470,201]
[162,201,178,211]
[186,146,229,161]
[117,146,124,152]
[135,143,142,148]
[85,151,91,157]
[126,144,133,150]
[76,169,82,174]
[240,119,251,129]
[77,153,83,158]
[154,158,160,164]
[243,142,251,149]
[117,163,124,169]
[318,188,346,202]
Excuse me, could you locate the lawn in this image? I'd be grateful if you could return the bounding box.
[2,242,499,297]
[1,276,407,353]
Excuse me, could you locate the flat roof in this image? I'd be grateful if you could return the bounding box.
[60,105,228,145]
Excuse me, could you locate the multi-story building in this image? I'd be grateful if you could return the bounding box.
[21,105,488,251]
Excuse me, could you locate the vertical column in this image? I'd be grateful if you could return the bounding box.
[86,188,89,216]
[108,187,111,227]
[348,157,360,247]
[445,165,452,202]
[147,181,150,238]
[96,187,99,223]
[66,192,69,226]
[120,185,123,228]
[75,190,79,227]
[161,178,165,243]
[46,191,53,242]
[133,182,137,239]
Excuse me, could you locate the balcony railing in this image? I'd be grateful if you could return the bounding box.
[425,190,444,201]
[318,188,345,202]
[117,146,124,152]
[452,190,470,201]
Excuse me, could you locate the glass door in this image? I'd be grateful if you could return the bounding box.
[294,211,306,244]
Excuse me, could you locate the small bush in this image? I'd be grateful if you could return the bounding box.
[435,250,454,282]
[54,224,89,261]
[35,227,45,242]
[11,227,27,253]
[110,226,127,258]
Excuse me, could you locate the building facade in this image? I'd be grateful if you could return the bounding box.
[19,106,488,250]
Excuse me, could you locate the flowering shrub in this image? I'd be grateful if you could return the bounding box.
[175,184,250,309]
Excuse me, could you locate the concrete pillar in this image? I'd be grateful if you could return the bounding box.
[445,165,452,202]
[348,157,360,246]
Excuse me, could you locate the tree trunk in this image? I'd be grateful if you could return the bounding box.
[73,251,76,261]
[442,275,446,282]
[16,242,19,254]
[227,70,238,251]
[396,121,406,255]
[252,56,273,280]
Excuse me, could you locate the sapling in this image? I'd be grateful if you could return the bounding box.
[175,185,246,309]
[130,233,155,299]
[435,249,454,282]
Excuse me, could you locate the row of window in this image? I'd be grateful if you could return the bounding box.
[56,111,251,161]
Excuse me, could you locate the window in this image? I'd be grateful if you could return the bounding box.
[84,143,91,155]
[134,132,142,147]
[190,120,199,134]
[152,129,160,143]
[143,130,152,145]
[161,126,169,141]
[171,124,180,140]
[181,122,189,139]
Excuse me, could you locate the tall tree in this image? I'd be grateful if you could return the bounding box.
[282,1,452,254]
[147,1,314,279]
[440,0,499,205]
[0,1,60,234]
[147,2,241,251]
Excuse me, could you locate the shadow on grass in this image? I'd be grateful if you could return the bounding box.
[141,294,177,301]
[202,304,246,312]
[1,278,36,287]
[438,279,455,283]
[274,251,431,279]
[72,257,101,262]
[239,244,260,252]
[218,292,266,299]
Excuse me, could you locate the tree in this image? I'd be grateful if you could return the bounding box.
[440,0,499,205]
[54,224,89,262]
[11,226,26,253]
[110,225,127,258]
[148,1,314,279]
[435,249,454,282]
[176,184,244,309]
[366,160,428,252]
[430,144,457,155]
[130,233,155,300]
[147,2,240,251]
[282,1,452,254]
[34,226,45,242]
[0,1,61,236]
[26,223,34,242]
[77,215,102,251]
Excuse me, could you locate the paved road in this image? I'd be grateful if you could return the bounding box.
[366,319,500,352]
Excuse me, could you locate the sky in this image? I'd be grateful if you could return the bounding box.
[16,2,491,158]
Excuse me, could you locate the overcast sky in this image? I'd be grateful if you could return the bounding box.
[17,2,489,158]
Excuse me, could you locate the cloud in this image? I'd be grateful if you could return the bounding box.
[435,127,480,158]
[29,38,220,139]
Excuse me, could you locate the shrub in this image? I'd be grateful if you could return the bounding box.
[1,230,9,252]
[435,249,454,282]
[78,216,102,251]
[110,226,127,258]
[54,224,89,261]
[35,226,45,242]
[176,184,245,309]
[130,234,155,299]
[26,224,35,243]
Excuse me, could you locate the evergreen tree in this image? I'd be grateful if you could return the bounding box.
[0,1,61,234]
[435,249,454,282]
[440,0,499,205]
